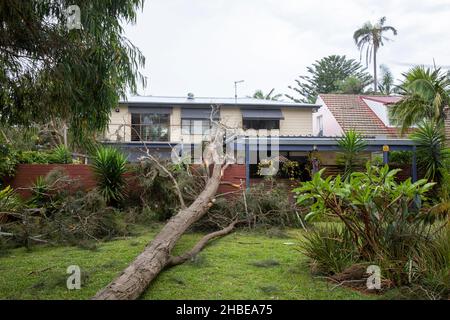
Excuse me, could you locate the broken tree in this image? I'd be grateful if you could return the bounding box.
[93,110,238,300]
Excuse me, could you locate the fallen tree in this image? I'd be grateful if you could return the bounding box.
[93,108,238,300]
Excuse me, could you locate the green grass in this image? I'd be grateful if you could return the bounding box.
[0,226,373,300]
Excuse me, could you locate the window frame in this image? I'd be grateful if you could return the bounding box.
[131,112,170,142]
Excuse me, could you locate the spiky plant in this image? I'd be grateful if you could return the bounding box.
[337,130,368,178]
[411,121,450,183]
[91,147,128,206]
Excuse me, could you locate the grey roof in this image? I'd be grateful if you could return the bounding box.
[119,95,319,109]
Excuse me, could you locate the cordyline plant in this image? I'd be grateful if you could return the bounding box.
[293,164,436,261]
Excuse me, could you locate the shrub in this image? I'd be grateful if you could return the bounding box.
[300,224,359,275]
[195,183,300,231]
[91,147,128,205]
[336,129,367,178]
[49,145,72,164]
[294,164,448,297]
[0,144,18,184]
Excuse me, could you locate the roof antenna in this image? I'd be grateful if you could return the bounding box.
[234,80,245,104]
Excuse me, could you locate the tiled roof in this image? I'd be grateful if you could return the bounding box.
[361,96,402,105]
[319,94,406,138]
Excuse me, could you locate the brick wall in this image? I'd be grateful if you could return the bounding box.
[9,163,248,199]
[9,164,97,198]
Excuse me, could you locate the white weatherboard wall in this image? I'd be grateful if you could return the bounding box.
[363,99,392,127]
[313,96,343,136]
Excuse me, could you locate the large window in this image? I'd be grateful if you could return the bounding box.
[243,119,280,130]
[182,119,212,137]
[131,113,170,141]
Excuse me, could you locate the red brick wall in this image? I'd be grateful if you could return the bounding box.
[9,164,97,198]
[217,164,246,195]
[8,164,248,198]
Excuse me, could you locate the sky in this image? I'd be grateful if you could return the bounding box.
[123,0,450,99]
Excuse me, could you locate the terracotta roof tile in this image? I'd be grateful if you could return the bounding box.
[319,94,406,138]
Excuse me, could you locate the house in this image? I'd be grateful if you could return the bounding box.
[104,94,320,160]
[313,94,403,138]
[103,94,418,189]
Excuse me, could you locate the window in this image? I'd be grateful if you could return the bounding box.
[317,115,323,137]
[243,119,280,130]
[181,119,212,137]
[131,113,170,141]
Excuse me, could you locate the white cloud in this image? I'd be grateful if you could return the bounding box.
[124,0,450,97]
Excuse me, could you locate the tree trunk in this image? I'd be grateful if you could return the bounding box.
[373,46,378,92]
[92,164,223,300]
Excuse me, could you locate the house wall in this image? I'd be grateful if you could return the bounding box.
[106,104,315,142]
[362,98,392,127]
[280,108,313,136]
[107,105,131,141]
[314,96,343,136]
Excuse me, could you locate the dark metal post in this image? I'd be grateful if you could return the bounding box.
[412,145,418,182]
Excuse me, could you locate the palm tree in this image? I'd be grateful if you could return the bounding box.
[353,17,397,92]
[390,66,450,133]
[252,88,282,101]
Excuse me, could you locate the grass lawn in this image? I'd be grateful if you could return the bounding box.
[0,225,374,300]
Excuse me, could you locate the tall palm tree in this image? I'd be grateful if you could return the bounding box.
[252,88,283,101]
[389,66,450,133]
[353,17,397,92]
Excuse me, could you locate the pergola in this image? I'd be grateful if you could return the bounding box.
[240,136,418,189]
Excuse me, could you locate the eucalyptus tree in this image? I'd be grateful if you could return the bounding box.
[353,17,397,92]
[0,0,145,142]
[286,55,372,103]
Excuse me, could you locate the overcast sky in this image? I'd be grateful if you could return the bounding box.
[124,0,450,99]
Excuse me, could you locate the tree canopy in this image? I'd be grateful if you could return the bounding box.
[389,66,450,133]
[286,55,372,103]
[0,0,145,141]
[353,16,397,92]
[252,88,282,101]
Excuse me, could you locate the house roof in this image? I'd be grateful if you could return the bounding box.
[318,94,407,138]
[120,95,320,109]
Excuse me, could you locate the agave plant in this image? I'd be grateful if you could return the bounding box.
[336,129,367,178]
[91,147,128,205]
[50,145,72,164]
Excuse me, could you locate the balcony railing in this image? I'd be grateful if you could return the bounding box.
[102,123,282,143]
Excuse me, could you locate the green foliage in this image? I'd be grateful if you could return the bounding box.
[0,0,145,140]
[411,121,450,182]
[130,160,206,221]
[50,145,72,164]
[353,17,397,91]
[300,224,359,275]
[195,183,300,231]
[335,76,367,94]
[294,165,448,296]
[252,89,282,101]
[280,160,301,180]
[336,130,368,178]
[0,144,18,184]
[0,186,21,214]
[389,151,413,165]
[286,55,372,103]
[390,66,450,133]
[378,65,396,95]
[91,147,128,205]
